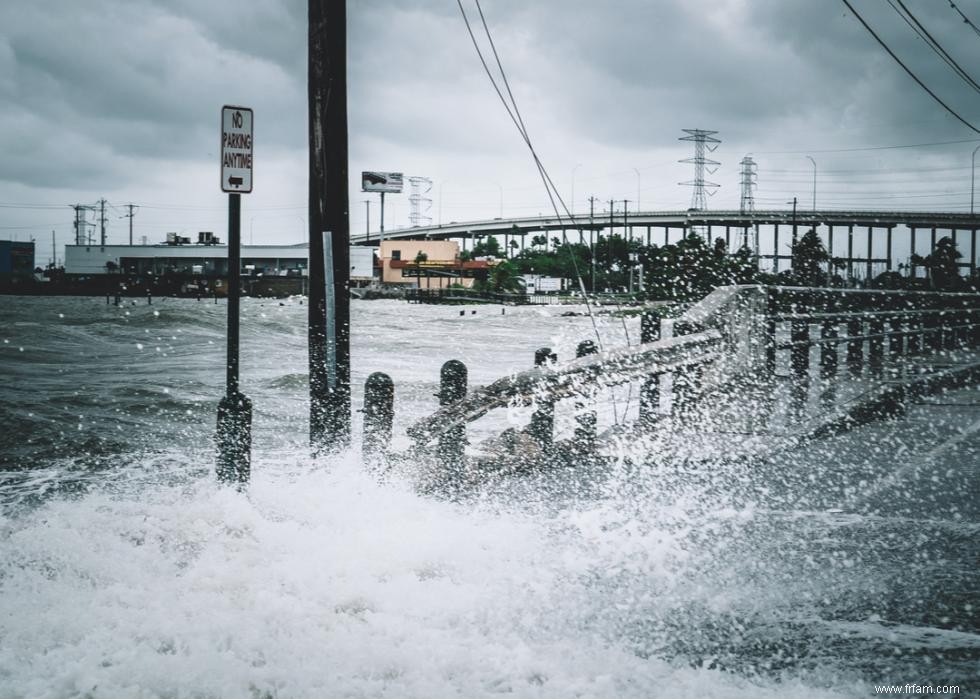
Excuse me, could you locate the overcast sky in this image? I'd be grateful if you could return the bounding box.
[2,0,980,262]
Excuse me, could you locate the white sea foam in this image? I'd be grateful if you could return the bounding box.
[0,451,853,698]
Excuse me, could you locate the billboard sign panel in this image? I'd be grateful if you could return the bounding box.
[221,105,253,193]
[361,171,403,193]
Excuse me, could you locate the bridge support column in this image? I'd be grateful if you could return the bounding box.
[528,347,556,448]
[573,340,598,456]
[847,225,854,285]
[639,311,660,426]
[886,226,894,272]
[846,318,863,375]
[866,226,874,284]
[971,228,977,278]
[773,223,779,273]
[725,225,730,249]
[826,225,835,285]
[909,226,917,281]
[437,360,467,474]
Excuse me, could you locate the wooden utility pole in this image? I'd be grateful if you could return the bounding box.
[308,0,352,453]
[99,199,107,246]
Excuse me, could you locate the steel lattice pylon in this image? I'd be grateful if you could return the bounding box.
[739,156,757,214]
[679,129,721,212]
[408,176,433,227]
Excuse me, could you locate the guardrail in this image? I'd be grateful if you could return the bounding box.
[360,285,980,475]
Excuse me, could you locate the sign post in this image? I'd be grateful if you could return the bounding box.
[216,105,253,484]
[361,171,403,246]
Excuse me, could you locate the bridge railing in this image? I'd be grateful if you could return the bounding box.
[361,285,980,473]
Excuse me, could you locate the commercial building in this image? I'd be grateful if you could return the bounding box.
[0,240,36,286]
[64,235,377,283]
[379,239,495,289]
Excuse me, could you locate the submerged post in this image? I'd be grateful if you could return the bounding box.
[308,0,352,454]
[528,347,556,448]
[639,310,660,425]
[573,340,598,454]
[362,372,394,465]
[438,360,467,472]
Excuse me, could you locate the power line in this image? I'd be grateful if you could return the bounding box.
[456,0,603,346]
[751,136,980,155]
[887,0,980,94]
[839,0,980,134]
[947,1,980,39]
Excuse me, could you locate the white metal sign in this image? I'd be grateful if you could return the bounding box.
[221,106,253,193]
[361,171,403,193]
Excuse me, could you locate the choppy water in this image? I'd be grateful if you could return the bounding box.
[0,295,977,698]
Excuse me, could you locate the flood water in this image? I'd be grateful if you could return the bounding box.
[0,295,977,698]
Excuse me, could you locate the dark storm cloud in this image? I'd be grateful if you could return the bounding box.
[1,0,978,199]
[0,0,304,189]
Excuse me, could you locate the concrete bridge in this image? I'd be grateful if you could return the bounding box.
[353,209,980,279]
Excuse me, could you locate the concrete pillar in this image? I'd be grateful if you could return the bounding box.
[910,225,917,280]
[866,226,874,284]
[773,223,780,273]
[826,224,835,286]
[847,225,854,284]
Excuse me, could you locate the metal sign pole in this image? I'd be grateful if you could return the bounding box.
[216,104,254,484]
[216,191,252,483]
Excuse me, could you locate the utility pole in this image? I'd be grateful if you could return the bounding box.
[51,230,56,268]
[308,0,352,454]
[589,196,597,292]
[124,204,137,245]
[99,199,107,246]
[609,199,615,278]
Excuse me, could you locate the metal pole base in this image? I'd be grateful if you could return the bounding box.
[216,391,252,484]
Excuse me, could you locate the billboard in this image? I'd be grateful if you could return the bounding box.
[361,171,403,193]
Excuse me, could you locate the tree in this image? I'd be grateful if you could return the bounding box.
[471,235,502,258]
[913,236,962,290]
[488,260,523,292]
[790,228,831,286]
[413,251,428,289]
[530,234,548,249]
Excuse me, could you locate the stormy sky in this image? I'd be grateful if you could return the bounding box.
[2,0,980,262]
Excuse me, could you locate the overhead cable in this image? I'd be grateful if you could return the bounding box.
[840,0,980,134]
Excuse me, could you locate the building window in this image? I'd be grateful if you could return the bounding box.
[391,250,401,261]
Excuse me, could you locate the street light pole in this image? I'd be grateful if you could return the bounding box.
[570,163,582,216]
[364,200,371,242]
[806,156,816,212]
[972,144,980,215]
[633,168,641,212]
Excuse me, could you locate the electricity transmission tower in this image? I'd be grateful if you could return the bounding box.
[679,129,720,211]
[73,205,94,244]
[739,156,757,214]
[408,176,433,227]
